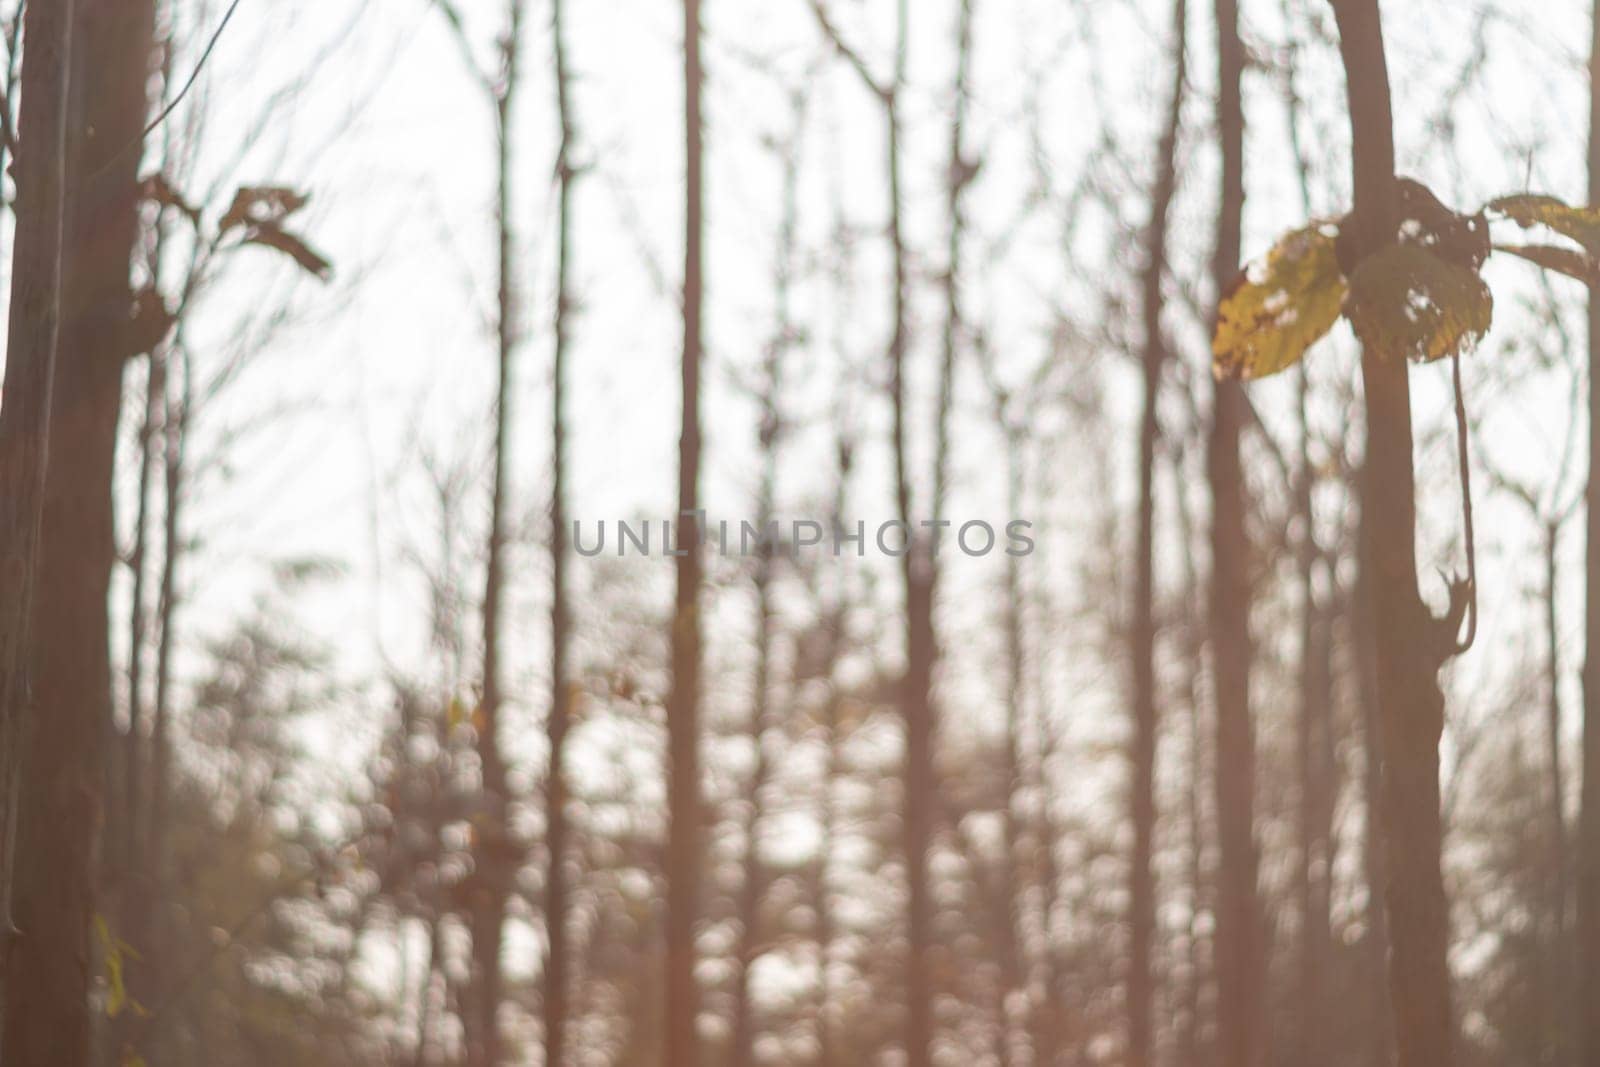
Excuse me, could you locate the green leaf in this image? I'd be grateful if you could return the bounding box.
[1345,243,1493,363]
[1493,242,1600,285]
[1486,194,1600,256]
[1212,222,1347,380]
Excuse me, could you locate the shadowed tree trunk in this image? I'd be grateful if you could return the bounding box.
[1209,1,1264,1065]
[5,0,155,1063]
[1129,2,1186,1064]
[1330,3,1459,1064]
[664,0,705,1062]
[543,0,579,1060]
[0,0,73,1047]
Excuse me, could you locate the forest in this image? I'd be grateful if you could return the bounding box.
[2,0,1600,1065]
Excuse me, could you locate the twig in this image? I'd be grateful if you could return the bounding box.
[807,0,888,100]
[86,0,245,185]
[1451,348,1477,654]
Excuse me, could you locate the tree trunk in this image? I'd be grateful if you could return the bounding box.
[467,8,523,1066]
[1580,2,1600,1062]
[5,0,154,1063]
[999,416,1028,1067]
[543,2,577,1062]
[664,0,704,1062]
[730,90,802,1067]
[0,0,74,1047]
[1330,4,1458,1064]
[1353,515,1396,1067]
[1128,3,1185,1064]
[1295,370,1335,1067]
[1209,2,1264,1065]
[1171,444,1210,1067]
[1545,523,1572,1066]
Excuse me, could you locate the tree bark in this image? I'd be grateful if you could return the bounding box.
[542,2,578,1063]
[1330,3,1458,1064]
[466,8,523,1066]
[1353,511,1396,1067]
[1128,3,1185,1064]
[1545,523,1572,1066]
[1209,1,1264,1065]
[663,0,704,1062]
[0,0,73,1047]
[1580,1,1600,1062]
[5,0,154,1063]
[730,89,802,1067]
[1295,372,1335,1067]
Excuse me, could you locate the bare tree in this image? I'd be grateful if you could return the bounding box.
[1128,2,1186,1063]
[730,82,804,1067]
[664,0,706,1062]
[544,0,580,1061]
[430,2,528,1062]
[804,3,932,1063]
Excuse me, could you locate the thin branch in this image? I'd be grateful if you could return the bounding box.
[808,0,888,100]
[1451,349,1477,654]
[432,0,494,94]
[88,0,245,186]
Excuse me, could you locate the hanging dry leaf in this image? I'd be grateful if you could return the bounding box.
[245,224,333,281]
[140,173,201,225]
[1345,243,1492,363]
[220,185,311,233]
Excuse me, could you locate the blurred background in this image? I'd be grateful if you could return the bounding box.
[0,0,1596,1064]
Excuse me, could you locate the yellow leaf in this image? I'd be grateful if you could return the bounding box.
[96,914,128,1019]
[1345,243,1492,363]
[1487,194,1600,256]
[447,697,467,732]
[1212,222,1347,380]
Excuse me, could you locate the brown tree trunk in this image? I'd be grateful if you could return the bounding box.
[1295,371,1335,1067]
[1209,1,1264,1065]
[1545,523,1572,1066]
[543,1,578,1062]
[1171,443,1210,1067]
[875,4,932,1061]
[1330,3,1458,1064]
[664,0,704,1062]
[1580,2,1600,1062]
[1353,516,1396,1067]
[0,0,73,1047]
[5,0,154,1063]
[730,89,804,1067]
[1128,3,1185,1064]
[999,413,1028,1067]
[467,8,523,1066]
